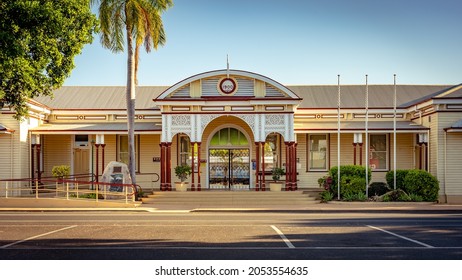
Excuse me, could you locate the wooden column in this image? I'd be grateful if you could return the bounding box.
[359,143,363,165]
[94,144,100,182]
[197,142,201,191]
[353,143,357,165]
[261,142,266,191]
[293,142,298,190]
[159,143,165,191]
[31,145,35,181]
[285,142,290,191]
[101,144,106,173]
[191,142,196,191]
[255,142,260,191]
[167,142,172,191]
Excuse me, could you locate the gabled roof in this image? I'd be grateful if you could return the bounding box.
[155,69,301,100]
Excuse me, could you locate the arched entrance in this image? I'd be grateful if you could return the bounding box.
[208,126,251,190]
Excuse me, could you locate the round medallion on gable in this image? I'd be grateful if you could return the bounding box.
[218,77,238,95]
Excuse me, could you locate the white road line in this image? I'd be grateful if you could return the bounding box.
[270,225,295,248]
[367,225,435,248]
[1,225,78,249]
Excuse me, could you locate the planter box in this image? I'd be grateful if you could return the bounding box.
[175,182,188,192]
[269,182,283,192]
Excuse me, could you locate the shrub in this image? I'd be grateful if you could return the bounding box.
[174,165,192,182]
[317,175,333,191]
[329,165,371,195]
[272,167,285,181]
[408,193,424,202]
[403,170,439,201]
[52,165,71,179]
[340,176,367,198]
[320,191,334,202]
[386,170,409,190]
[368,182,390,197]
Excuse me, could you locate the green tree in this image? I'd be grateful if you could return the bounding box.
[0,0,97,119]
[90,0,172,184]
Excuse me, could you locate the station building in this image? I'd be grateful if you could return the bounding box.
[1,69,462,203]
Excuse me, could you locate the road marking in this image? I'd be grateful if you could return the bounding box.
[0,225,77,249]
[367,225,435,248]
[271,225,295,248]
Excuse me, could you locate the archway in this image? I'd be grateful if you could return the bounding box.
[206,124,252,190]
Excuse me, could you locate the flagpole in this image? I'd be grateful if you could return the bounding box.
[337,75,341,200]
[365,75,369,198]
[393,74,397,190]
[226,54,230,78]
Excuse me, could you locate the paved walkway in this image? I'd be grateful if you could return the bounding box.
[1,197,462,213]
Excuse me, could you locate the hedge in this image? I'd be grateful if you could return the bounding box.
[385,170,409,190]
[403,170,439,202]
[329,165,371,198]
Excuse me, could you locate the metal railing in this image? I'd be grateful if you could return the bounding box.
[0,177,137,204]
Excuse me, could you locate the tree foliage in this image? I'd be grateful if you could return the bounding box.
[0,0,98,119]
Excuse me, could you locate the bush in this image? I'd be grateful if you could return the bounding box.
[320,191,334,202]
[368,182,390,197]
[329,165,371,194]
[386,170,409,190]
[52,165,70,179]
[403,170,439,201]
[340,176,367,198]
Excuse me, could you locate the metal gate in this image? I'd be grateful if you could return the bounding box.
[209,149,250,190]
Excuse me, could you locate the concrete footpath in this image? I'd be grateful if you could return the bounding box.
[1,197,462,213]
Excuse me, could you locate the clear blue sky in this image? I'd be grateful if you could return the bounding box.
[64,0,462,86]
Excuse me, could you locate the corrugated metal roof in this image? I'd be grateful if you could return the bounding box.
[32,84,455,110]
[295,121,428,132]
[288,85,452,109]
[29,123,161,134]
[33,86,168,110]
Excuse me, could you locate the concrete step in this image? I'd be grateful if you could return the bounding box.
[141,189,321,207]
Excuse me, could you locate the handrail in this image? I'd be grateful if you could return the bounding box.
[0,177,137,204]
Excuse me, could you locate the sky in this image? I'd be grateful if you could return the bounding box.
[64,0,462,86]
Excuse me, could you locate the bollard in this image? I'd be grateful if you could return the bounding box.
[5,182,8,199]
[66,182,69,200]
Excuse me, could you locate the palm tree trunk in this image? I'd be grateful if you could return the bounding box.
[126,23,137,186]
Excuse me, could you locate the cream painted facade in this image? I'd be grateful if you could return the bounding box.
[1,69,462,203]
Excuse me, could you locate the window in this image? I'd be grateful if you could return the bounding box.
[117,135,139,172]
[369,134,388,170]
[178,134,191,166]
[264,133,280,171]
[308,134,328,171]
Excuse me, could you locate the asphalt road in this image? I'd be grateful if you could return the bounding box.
[0,210,461,260]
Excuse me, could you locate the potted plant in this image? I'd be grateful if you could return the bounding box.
[269,167,285,191]
[52,165,71,182]
[174,165,192,191]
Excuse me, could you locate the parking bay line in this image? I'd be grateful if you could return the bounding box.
[0,225,78,249]
[367,225,434,248]
[271,225,295,248]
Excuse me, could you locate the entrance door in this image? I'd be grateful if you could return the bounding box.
[73,148,90,175]
[209,149,250,190]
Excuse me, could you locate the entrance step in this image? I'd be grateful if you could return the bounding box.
[141,190,321,208]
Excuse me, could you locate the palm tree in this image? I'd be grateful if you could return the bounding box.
[90,0,173,184]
